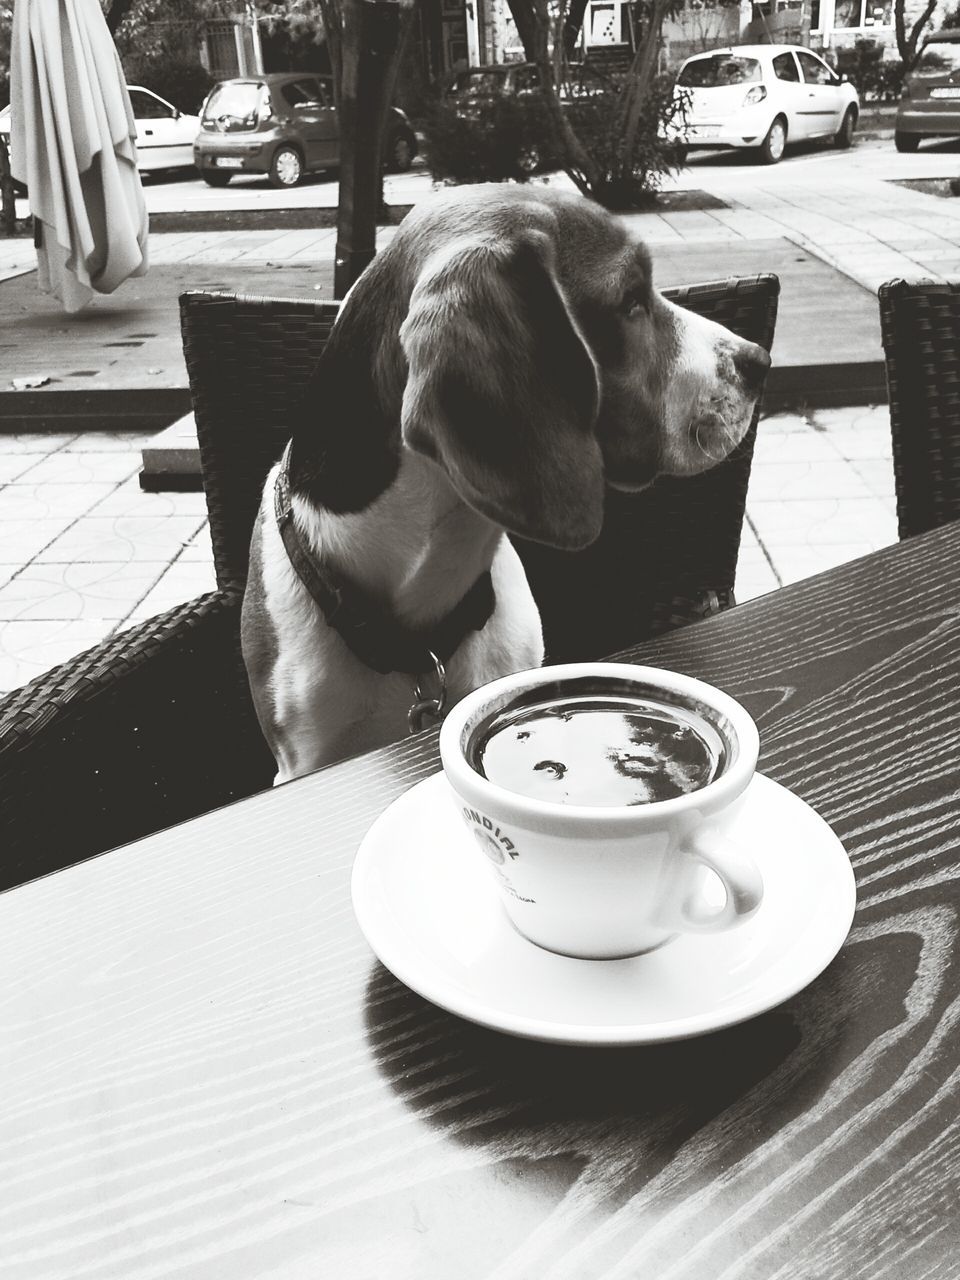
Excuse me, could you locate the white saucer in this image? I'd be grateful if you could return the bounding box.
[351,771,856,1045]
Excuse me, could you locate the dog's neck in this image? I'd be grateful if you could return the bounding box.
[291,448,503,631]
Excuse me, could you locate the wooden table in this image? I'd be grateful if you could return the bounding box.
[3,521,960,1280]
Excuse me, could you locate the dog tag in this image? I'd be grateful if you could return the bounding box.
[408,697,444,734]
[408,651,447,735]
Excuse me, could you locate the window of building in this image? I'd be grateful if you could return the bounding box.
[833,0,892,26]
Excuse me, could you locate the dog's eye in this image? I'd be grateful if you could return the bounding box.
[621,290,647,319]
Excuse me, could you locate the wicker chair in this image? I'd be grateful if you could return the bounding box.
[878,278,960,539]
[0,591,275,890]
[0,275,778,887]
[178,274,779,658]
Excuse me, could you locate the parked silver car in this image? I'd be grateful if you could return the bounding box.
[895,30,960,151]
[193,73,417,187]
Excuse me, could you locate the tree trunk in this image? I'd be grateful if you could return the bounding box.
[334,0,402,299]
[617,0,672,166]
[895,0,938,69]
[526,0,604,192]
[562,0,589,59]
[503,0,541,63]
[319,0,344,107]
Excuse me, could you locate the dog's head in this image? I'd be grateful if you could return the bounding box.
[293,185,770,550]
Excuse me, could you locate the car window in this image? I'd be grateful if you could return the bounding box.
[512,67,539,94]
[202,82,261,122]
[310,79,333,107]
[279,79,324,109]
[456,69,510,94]
[678,56,761,88]
[772,52,800,82]
[130,90,173,119]
[913,42,960,76]
[797,51,837,86]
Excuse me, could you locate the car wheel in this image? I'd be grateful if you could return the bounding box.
[202,171,232,187]
[895,130,920,153]
[385,130,415,173]
[269,146,303,188]
[834,106,857,149]
[757,116,787,165]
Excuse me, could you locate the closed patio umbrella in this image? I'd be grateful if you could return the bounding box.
[10,0,149,312]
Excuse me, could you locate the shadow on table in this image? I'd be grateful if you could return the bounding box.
[360,932,895,1205]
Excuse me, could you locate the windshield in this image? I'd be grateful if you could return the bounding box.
[913,42,960,76]
[455,70,511,94]
[678,56,762,88]
[202,82,263,123]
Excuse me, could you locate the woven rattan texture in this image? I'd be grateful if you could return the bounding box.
[181,275,779,662]
[879,278,960,540]
[180,293,341,591]
[0,592,275,888]
[514,274,780,660]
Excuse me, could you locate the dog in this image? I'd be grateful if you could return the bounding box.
[241,184,770,783]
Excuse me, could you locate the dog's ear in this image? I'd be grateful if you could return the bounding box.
[399,231,604,550]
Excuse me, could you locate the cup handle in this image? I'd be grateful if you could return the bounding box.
[671,825,764,933]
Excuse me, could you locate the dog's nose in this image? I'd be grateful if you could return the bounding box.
[734,344,771,394]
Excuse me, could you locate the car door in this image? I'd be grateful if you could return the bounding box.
[795,50,845,139]
[128,88,191,170]
[769,51,809,141]
[277,78,338,170]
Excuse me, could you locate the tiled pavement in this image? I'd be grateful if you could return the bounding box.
[0,403,898,695]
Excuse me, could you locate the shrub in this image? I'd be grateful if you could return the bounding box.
[125,58,214,115]
[418,90,562,184]
[833,40,902,102]
[559,74,688,210]
[418,71,686,209]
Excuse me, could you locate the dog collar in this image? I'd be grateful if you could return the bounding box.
[274,441,496,679]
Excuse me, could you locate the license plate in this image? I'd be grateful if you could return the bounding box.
[931,87,960,98]
[691,124,722,137]
[215,157,244,168]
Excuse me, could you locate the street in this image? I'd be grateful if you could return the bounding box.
[9,130,960,232]
[124,131,960,213]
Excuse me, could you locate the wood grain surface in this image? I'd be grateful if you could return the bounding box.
[2,523,960,1280]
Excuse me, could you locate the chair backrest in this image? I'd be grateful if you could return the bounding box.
[878,278,960,540]
[180,292,341,591]
[180,274,779,657]
[512,274,779,659]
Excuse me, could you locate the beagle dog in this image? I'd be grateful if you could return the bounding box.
[241,184,770,784]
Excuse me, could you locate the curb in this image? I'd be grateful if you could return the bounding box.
[0,388,193,434]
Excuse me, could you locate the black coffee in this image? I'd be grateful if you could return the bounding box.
[477,695,722,807]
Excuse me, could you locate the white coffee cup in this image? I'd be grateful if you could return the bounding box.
[439,662,763,960]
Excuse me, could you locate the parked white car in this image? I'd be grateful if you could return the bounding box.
[668,44,860,164]
[126,86,200,173]
[0,86,199,182]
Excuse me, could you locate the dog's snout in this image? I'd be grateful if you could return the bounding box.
[734,344,771,394]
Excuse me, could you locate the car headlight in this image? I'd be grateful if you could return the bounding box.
[743,85,768,107]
